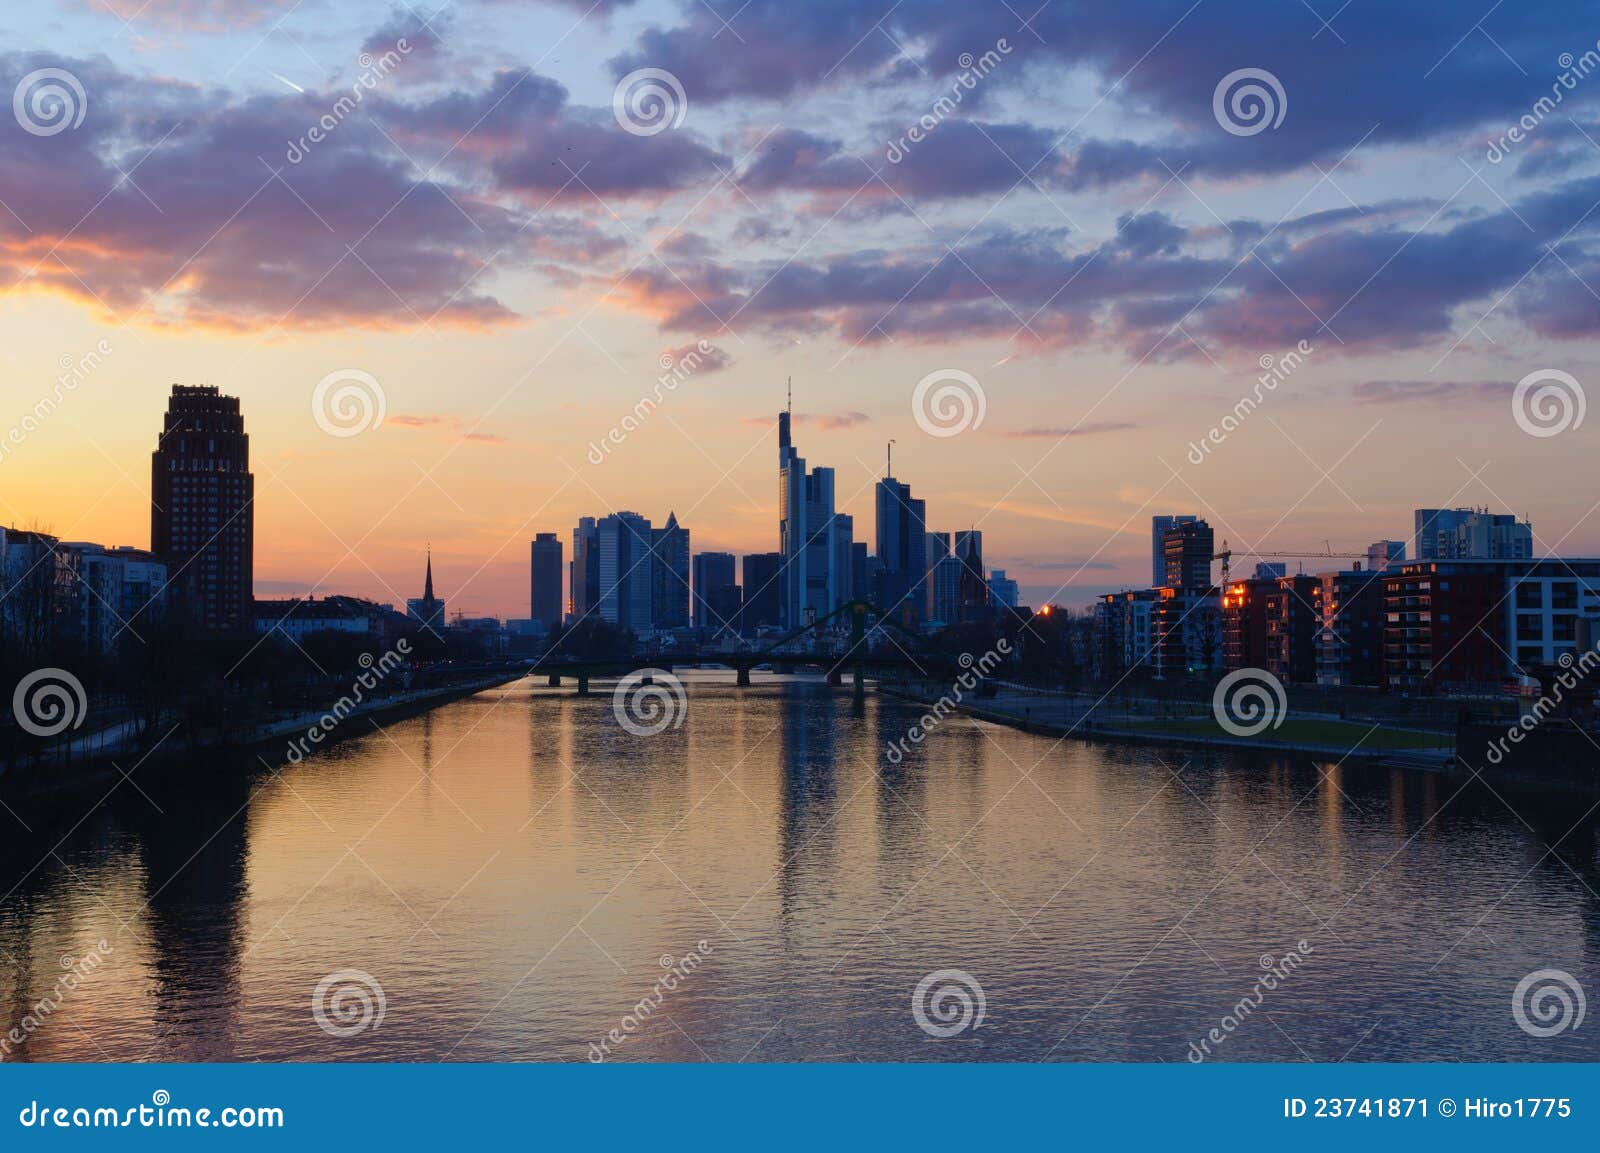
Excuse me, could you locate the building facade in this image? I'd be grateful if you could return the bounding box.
[650,512,691,629]
[740,552,783,629]
[597,511,653,631]
[530,533,563,630]
[150,385,254,630]
[1414,508,1533,561]
[692,551,737,631]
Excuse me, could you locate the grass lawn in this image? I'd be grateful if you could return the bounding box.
[1136,717,1452,751]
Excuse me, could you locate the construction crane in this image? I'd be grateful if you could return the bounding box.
[1211,541,1368,586]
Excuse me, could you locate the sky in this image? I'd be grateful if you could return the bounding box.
[2,0,1598,618]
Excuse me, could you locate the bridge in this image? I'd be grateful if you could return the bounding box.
[525,600,951,708]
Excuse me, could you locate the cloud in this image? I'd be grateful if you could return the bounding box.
[1351,380,1507,404]
[390,413,508,443]
[85,0,295,31]
[0,50,628,332]
[661,342,732,373]
[1003,421,1138,439]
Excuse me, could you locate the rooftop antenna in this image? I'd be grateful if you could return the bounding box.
[887,438,895,477]
[786,376,792,414]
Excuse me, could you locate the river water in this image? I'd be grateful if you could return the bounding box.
[1,672,1596,1062]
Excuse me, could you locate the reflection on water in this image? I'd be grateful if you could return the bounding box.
[1,671,1597,1062]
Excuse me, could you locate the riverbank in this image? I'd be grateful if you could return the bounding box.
[0,670,527,807]
[878,682,1457,767]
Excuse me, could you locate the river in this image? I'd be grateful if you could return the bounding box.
[1,671,1596,1062]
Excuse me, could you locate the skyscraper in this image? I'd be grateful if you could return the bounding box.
[650,512,691,629]
[925,531,952,620]
[741,552,783,629]
[597,511,653,630]
[955,529,988,619]
[692,551,737,631]
[778,386,848,628]
[1414,508,1532,560]
[530,533,563,629]
[151,384,254,630]
[875,474,927,623]
[987,569,1019,609]
[570,517,599,619]
[1162,519,1215,589]
[1151,515,1199,588]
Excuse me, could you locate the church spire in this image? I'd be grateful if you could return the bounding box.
[423,546,434,602]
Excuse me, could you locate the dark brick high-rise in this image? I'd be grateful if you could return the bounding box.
[151,385,254,630]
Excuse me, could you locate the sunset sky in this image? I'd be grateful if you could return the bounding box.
[2,1,1597,618]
